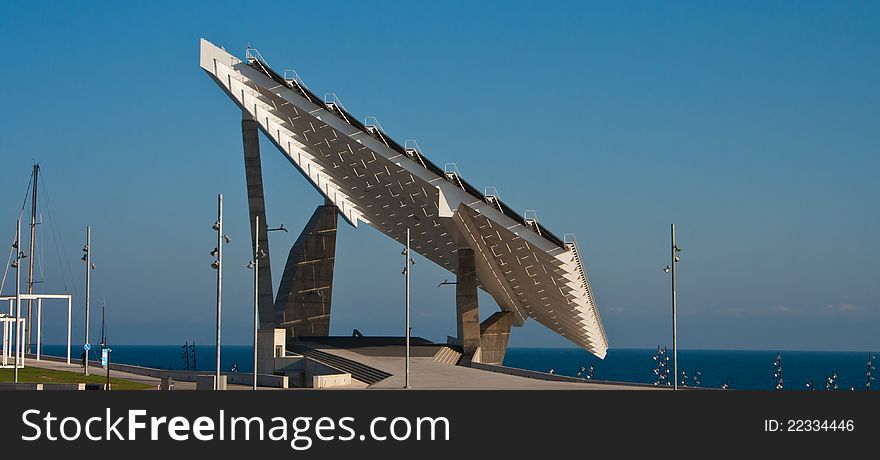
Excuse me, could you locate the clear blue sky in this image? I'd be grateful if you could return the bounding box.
[1,1,877,351]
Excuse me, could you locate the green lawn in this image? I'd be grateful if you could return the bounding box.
[0,366,153,390]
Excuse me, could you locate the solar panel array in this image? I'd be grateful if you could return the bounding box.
[200,39,608,357]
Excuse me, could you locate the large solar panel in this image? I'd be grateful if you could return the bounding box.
[199,39,608,358]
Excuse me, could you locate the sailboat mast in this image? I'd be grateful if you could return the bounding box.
[25,163,39,352]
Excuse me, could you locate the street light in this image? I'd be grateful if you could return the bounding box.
[210,194,230,390]
[825,373,838,391]
[437,279,457,288]
[401,228,415,389]
[663,224,682,389]
[246,215,267,391]
[773,352,783,391]
[12,219,24,383]
[653,345,669,386]
[82,225,94,376]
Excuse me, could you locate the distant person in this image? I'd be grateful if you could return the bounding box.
[80,350,86,368]
[231,362,238,373]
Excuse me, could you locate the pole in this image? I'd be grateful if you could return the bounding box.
[26,164,38,353]
[252,215,259,391]
[84,225,91,376]
[2,320,7,367]
[103,301,110,390]
[2,319,6,367]
[671,223,678,391]
[100,300,105,349]
[66,296,71,365]
[14,219,21,383]
[36,298,41,360]
[405,228,411,389]
[215,194,223,390]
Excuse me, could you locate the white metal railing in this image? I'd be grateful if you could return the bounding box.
[523,210,541,236]
[403,140,428,169]
[245,47,268,65]
[404,139,422,153]
[364,116,384,132]
[283,69,308,89]
[364,117,389,146]
[244,47,276,89]
[484,186,502,211]
[323,92,341,107]
[323,93,351,124]
[444,163,465,190]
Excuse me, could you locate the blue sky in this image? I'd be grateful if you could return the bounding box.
[0,1,877,351]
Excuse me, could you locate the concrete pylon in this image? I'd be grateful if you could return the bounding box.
[242,113,275,329]
[275,203,338,339]
[456,247,482,364]
[479,311,513,365]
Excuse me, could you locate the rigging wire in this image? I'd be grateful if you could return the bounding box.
[0,171,34,295]
[39,170,76,296]
[37,211,45,285]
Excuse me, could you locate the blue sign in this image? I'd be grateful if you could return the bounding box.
[84,343,91,351]
[101,348,108,367]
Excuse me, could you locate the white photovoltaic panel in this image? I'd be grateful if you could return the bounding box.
[200,39,608,358]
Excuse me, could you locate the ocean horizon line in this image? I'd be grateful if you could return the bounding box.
[33,344,877,354]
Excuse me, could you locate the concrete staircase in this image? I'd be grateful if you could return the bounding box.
[290,345,392,386]
[432,346,462,365]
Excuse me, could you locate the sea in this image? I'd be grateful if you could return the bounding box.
[36,345,877,391]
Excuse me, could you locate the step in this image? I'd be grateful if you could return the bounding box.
[432,346,462,365]
[290,345,392,385]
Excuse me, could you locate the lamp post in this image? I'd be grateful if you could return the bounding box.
[210,194,229,390]
[773,352,783,391]
[663,224,682,390]
[825,373,838,391]
[401,228,414,389]
[247,215,266,391]
[81,225,93,376]
[653,345,669,386]
[12,219,24,383]
[101,301,111,390]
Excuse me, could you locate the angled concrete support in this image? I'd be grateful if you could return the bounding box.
[456,247,482,364]
[479,311,513,365]
[275,203,338,338]
[242,113,276,329]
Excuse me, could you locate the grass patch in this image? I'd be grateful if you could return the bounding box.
[0,366,153,390]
